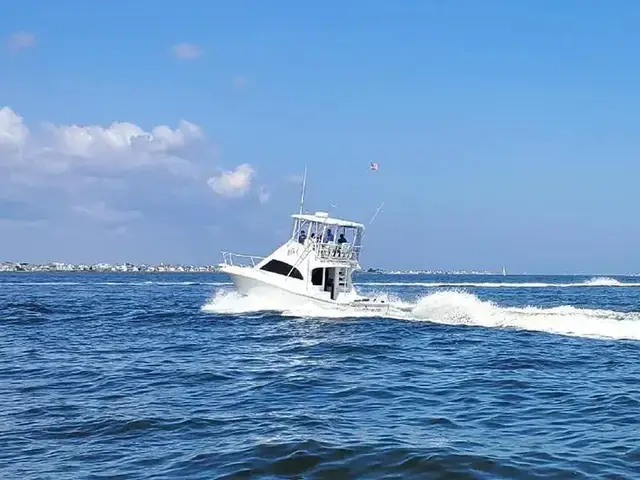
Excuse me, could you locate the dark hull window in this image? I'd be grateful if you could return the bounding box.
[311,268,323,286]
[260,259,303,280]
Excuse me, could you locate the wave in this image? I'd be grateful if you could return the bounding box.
[409,290,640,340]
[201,289,640,341]
[582,276,622,286]
[358,276,637,288]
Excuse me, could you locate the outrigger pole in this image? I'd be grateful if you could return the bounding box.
[369,201,385,225]
[292,166,308,238]
[287,165,309,280]
[299,165,307,215]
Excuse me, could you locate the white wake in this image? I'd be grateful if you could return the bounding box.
[358,276,636,288]
[582,276,622,286]
[201,288,640,341]
[409,290,640,340]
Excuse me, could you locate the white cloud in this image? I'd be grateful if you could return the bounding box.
[258,186,270,204]
[207,163,254,197]
[47,119,203,157]
[51,121,200,156]
[72,202,143,223]
[0,106,204,179]
[0,107,29,148]
[6,32,36,52]
[0,106,265,248]
[172,43,203,60]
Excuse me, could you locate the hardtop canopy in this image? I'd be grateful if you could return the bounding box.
[291,211,364,230]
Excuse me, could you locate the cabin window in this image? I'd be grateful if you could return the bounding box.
[260,259,303,280]
[311,268,323,286]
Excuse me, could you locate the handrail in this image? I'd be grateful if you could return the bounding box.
[312,242,360,262]
[220,251,264,267]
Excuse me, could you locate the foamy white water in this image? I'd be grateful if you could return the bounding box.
[357,276,638,288]
[201,288,640,341]
[201,289,409,318]
[582,276,623,286]
[409,291,640,341]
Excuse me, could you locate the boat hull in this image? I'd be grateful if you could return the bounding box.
[228,270,280,297]
[221,265,393,314]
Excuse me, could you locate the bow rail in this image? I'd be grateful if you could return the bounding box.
[220,252,264,267]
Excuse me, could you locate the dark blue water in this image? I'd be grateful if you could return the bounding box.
[2,272,640,478]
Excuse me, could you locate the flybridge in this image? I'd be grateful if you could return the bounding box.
[291,211,364,264]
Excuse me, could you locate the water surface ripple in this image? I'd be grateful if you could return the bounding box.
[1,272,640,479]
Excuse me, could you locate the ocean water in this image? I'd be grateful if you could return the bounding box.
[2,272,640,479]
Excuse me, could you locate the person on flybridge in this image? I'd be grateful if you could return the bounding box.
[324,228,334,243]
[297,223,351,258]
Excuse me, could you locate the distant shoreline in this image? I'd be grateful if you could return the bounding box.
[2,268,639,277]
[0,265,218,273]
[1,268,638,276]
[1,262,493,275]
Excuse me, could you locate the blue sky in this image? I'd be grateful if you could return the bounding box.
[2,1,640,273]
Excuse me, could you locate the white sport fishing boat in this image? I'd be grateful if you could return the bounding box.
[218,174,394,314]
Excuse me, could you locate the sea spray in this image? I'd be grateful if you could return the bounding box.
[357,277,639,288]
[202,288,640,341]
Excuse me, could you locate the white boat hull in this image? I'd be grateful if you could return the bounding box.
[221,265,394,314]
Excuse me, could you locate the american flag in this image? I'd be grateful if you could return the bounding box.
[369,162,379,171]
